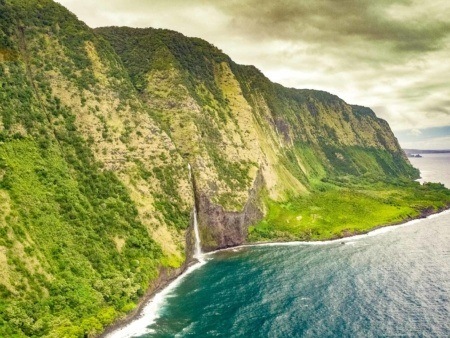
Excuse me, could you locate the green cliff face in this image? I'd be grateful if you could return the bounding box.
[96,27,418,200]
[96,26,422,249]
[0,1,191,336]
[0,1,448,337]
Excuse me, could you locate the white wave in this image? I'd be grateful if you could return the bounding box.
[427,208,450,219]
[106,208,449,338]
[174,322,195,338]
[105,259,208,338]
[205,207,450,255]
[106,164,208,337]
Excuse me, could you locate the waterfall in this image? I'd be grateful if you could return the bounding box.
[188,164,204,262]
[192,202,204,261]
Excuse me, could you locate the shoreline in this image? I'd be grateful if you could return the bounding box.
[100,204,450,338]
[98,264,189,338]
[205,205,450,255]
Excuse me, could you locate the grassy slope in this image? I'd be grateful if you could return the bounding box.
[228,53,446,243]
[95,27,264,210]
[249,180,450,241]
[96,27,419,206]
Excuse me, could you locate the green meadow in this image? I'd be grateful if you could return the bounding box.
[249,180,450,242]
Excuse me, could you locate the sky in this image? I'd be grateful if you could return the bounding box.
[55,0,450,150]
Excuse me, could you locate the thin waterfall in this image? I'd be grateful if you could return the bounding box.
[188,164,204,262]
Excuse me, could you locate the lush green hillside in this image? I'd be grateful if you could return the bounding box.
[97,26,438,249]
[0,1,191,336]
[0,1,449,337]
[97,27,418,195]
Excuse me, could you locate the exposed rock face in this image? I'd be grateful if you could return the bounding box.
[196,170,265,252]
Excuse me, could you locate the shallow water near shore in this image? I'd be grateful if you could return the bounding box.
[117,154,450,338]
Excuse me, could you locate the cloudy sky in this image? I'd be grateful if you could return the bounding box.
[55,0,450,149]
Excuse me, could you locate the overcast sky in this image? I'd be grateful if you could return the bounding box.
[55,0,450,149]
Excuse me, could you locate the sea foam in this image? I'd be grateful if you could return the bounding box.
[106,208,449,337]
[105,259,208,338]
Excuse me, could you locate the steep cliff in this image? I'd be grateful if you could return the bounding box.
[96,26,418,249]
[0,1,448,337]
[0,1,192,336]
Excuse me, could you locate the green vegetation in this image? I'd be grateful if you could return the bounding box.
[0,1,186,336]
[95,26,229,103]
[0,1,449,338]
[97,26,258,210]
[249,180,450,241]
[231,63,419,180]
[0,140,162,337]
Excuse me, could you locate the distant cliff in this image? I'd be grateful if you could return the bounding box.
[2,1,447,337]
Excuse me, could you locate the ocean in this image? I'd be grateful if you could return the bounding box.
[109,153,450,338]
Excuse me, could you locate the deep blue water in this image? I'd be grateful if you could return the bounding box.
[136,154,450,338]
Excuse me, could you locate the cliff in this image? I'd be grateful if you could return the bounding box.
[96,26,418,250]
[1,1,447,337]
[0,1,192,336]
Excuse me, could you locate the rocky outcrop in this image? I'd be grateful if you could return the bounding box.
[196,170,265,252]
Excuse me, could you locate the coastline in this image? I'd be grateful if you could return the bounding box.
[206,205,450,255]
[99,204,450,338]
[98,264,188,338]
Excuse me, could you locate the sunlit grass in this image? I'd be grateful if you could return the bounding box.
[249,182,450,241]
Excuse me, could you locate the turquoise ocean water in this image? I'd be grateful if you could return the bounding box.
[123,154,450,338]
